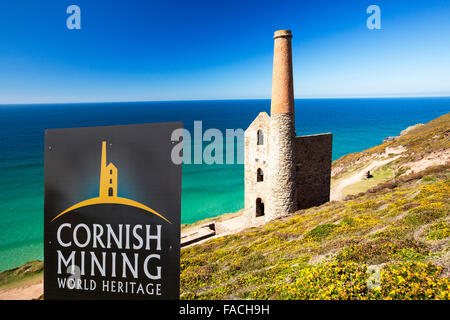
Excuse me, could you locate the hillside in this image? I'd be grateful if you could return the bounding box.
[180,114,450,299]
[331,113,450,200]
[0,114,449,300]
[0,260,43,300]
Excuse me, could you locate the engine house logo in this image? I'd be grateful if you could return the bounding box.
[51,141,170,223]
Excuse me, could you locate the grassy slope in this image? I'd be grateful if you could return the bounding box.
[0,260,43,291]
[181,114,450,300]
[1,114,449,300]
[341,166,395,196]
[181,167,449,299]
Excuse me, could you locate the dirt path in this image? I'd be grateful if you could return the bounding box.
[330,157,400,201]
[404,149,450,175]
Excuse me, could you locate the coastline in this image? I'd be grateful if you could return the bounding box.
[1,99,448,272]
[1,112,449,299]
[1,106,449,274]
[0,117,440,271]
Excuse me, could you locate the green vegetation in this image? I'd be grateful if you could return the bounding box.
[341,166,395,197]
[2,114,449,300]
[181,114,450,299]
[427,222,450,240]
[181,166,449,299]
[0,260,43,289]
[303,223,337,242]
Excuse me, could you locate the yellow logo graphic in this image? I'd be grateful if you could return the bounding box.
[51,141,170,223]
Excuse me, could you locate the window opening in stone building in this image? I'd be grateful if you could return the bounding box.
[257,168,264,182]
[257,129,264,145]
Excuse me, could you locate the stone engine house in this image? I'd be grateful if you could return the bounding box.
[244,30,333,226]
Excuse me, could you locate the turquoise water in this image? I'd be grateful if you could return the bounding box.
[0,98,449,271]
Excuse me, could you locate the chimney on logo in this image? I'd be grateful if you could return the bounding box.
[99,141,118,198]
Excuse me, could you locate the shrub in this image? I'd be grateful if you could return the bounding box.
[375,262,449,300]
[336,238,428,264]
[405,203,446,226]
[303,223,337,242]
[426,222,450,240]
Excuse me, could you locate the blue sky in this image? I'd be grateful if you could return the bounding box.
[0,0,449,103]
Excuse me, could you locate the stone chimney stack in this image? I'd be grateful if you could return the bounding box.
[267,29,297,220]
[271,30,295,115]
[244,29,332,227]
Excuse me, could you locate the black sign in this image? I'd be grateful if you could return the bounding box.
[44,122,182,300]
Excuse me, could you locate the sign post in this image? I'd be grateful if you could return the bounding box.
[44,122,182,300]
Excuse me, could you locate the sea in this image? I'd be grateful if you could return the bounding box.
[0,97,449,271]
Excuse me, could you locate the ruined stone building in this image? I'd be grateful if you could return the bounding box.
[244,30,333,226]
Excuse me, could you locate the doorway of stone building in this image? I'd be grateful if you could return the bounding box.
[256,198,265,217]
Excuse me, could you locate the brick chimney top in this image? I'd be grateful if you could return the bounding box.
[270,30,295,115]
[273,29,292,39]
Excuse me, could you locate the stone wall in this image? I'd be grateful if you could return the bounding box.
[245,115,332,226]
[267,113,297,220]
[244,112,271,226]
[295,133,332,209]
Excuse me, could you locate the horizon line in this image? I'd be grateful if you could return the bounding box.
[1,94,450,106]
